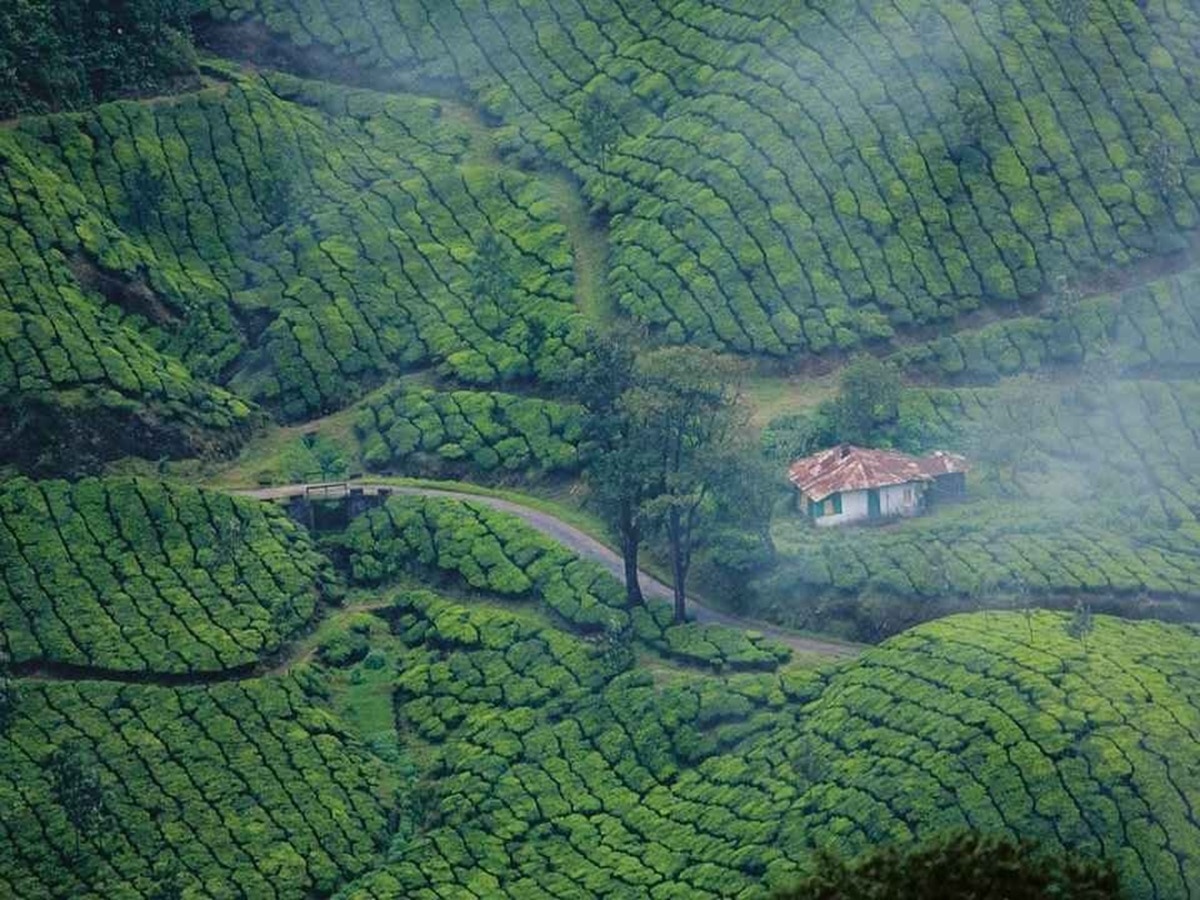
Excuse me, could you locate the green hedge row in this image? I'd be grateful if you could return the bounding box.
[354,386,584,478]
[0,675,389,899]
[892,267,1200,381]
[202,0,1200,354]
[336,599,1200,899]
[0,477,332,673]
[343,495,789,671]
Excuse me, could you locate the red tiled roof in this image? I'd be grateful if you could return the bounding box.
[788,445,968,501]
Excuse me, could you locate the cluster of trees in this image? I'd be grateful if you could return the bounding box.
[338,592,1192,899]
[0,677,390,898]
[580,340,775,622]
[0,0,198,117]
[355,387,584,478]
[343,495,786,671]
[206,0,1200,357]
[892,267,1200,383]
[0,477,331,673]
[762,355,907,462]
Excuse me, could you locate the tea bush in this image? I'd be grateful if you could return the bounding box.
[0,477,332,673]
[355,386,584,478]
[0,675,389,899]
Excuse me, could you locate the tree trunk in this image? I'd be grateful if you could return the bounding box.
[669,507,687,623]
[621,530,643,605]
[618,499,643,605]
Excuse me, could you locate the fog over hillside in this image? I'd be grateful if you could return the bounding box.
[1,2,1199,898]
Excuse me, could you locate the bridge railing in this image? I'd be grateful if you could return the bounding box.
[304,482,350,500]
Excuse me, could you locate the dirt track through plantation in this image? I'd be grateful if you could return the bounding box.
[240,483,862,660]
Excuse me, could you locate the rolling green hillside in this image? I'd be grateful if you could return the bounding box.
[335,599,1200,899]
[4,2,1200,897]
[1,68,584,470]
[201,0,1200,353]
[0,477,333,674]
[5,485,1196,898]
[1,676,390,899]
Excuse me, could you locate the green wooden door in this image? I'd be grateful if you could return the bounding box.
[867,488,881,519]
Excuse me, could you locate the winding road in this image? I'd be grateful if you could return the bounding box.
[236,482,862,660]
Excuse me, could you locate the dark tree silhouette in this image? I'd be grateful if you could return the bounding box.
[774,831,1121,900]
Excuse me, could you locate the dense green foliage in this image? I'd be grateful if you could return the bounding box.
[0,477,331,673]
[344,494,789,670]
[203,0,1200,353]
[330,601,1198,898]
[0,676,389,898]
[0,1,198,118]
[0,68,584,468]
[6,2,1200,897]
[773,831,1120,900]
[355,386,584,477]
[893,266,1200,381]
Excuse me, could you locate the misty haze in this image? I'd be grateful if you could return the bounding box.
[1,1,1198,897]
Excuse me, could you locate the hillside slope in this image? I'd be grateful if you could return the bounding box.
[200,0,1200,353]
[333,598,1200,899]
[0,69,583,470]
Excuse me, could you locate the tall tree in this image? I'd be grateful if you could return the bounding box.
[1143,134,1182,198]
[0,651,18,732]
[471,230,516,308]
[624,347,746,622]
[832,354,901,446]
[1055,0,1091,34]
[578,91,620,200]
[580,334,651,604]
[1066,599,1095,651]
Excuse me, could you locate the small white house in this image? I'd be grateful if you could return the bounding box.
[788,445,967,527]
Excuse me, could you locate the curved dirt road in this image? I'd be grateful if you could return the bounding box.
[237,483,862,660]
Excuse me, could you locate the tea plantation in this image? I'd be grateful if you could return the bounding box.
[759,369,1200,637]
[891,265,1200,380]
[0,676,390,899]
[2,478,1199,897]
[343,494,791,670]
[202,0,1200,352]
[329,598,1200,899]
[0,477,332,674]
[355,386,585,477]
[0,67,585,469]
[5,0,1200,896]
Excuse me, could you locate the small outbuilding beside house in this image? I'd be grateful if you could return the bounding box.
[788,444,968,526]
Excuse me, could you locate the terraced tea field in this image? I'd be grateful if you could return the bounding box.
[202,0,1200,353]
[5,1,1200,897]
[1,69,585,467]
